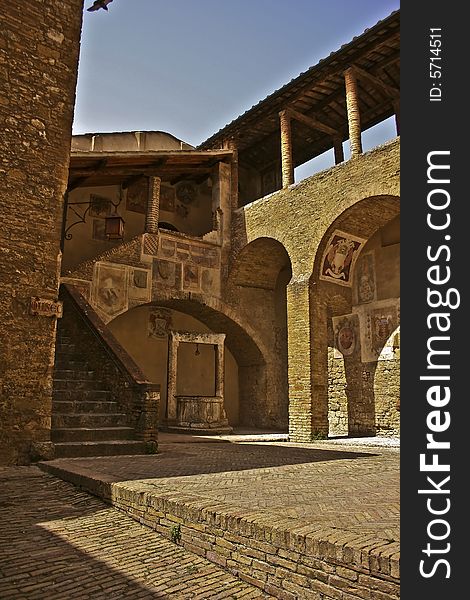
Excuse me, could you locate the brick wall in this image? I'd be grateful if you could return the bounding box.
[0,0,84,464]
[234,140,400,441]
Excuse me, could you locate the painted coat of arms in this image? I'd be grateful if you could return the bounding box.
[332,314,360,358]
[320,230,365,287]
[361,301,399,362]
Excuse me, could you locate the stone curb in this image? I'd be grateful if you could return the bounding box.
[39,461,400,600]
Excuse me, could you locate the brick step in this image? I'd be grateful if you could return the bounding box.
[55,343,78,354]
[54,360,89,371]
[52,399,120,413]
[57,335,72,343]
[53,379,109,391]
[52,389,113,402]
[54,369,96,381]
[52,440,148,459]
[51,427,136,443]
[52,412,129,429]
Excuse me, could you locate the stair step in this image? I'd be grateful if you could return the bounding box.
[52,413,129,428]
[51,427,136,443]
[52,389,112,401]
[53,379,109,391]
[54,361,89,371]
[55,343,77,353]
[54,370,96,380]
[53,440,148,459]
[52,400,120,413]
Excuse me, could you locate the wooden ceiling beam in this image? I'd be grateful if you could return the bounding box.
[285,107,339,136]
[67,159,108,191]
[351,64,399,99]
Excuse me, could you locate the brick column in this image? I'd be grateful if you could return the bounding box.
[344,68,362,157]
[145,176,160,234]
[333,137,344,164]
[287,281,329,441]
[279,110,294,188]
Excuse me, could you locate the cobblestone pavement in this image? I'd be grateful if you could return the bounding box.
[0,467,272,599]
[41,437,400,544]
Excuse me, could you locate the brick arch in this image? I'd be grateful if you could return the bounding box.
[311,194,400,282]
[228,237,292,290]
[147,295,268,369]
[240,140,400,282]
[309,194,400,437]
[143,295,272,429]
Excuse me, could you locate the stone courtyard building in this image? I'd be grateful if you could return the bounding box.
[0,2,399,464]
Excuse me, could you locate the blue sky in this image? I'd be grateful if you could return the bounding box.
[74,0,399,176]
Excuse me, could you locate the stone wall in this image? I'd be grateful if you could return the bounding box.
[0,0,84,465]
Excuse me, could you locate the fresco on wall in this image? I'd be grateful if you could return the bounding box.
[332,314,360,358]
[160,184,176,212]
[91,262,129,318]
[129,268,151,302]
[176,182,197,205]
[357,299,400,362]
[148,308,172,339]
[320,230,365,287]
[92,219,107,241]
[89,194,111,217]
[354,251,376,304]
[201,268,219,295]
[153,258,178,288]
[183,264,200,291]
[126,178,147,214]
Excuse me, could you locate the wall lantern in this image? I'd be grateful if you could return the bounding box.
[105,210,125,240]
[62,187,125,244]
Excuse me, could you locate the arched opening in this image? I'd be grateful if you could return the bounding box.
[228,238,292,430]
[107,298,267,430]
[311,195,400,437]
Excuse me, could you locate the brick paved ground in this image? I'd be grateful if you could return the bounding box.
[41,437,400,543]
[0,466,272,599]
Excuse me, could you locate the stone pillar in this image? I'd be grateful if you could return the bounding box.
[333,137,344,164]
[279,110,294,188]
[223,138,239,210]
[215,343,225,397]
[393,100,400,135]
[145,176,160,233]
[137,384,160,447]
[212,161,231,249]
[166,333,179,422]
[344,68,362,157]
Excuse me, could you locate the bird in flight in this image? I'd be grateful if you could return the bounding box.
[87,0,113,11]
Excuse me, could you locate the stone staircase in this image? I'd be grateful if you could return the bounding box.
[52,332,148,458]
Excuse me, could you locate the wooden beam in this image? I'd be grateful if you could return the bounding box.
[122,173,146,190]
[69,166,166,180]
[67,159,107,191]
[393,100,400,135]
[286,107,339,136]
[333,137,344,164]
[351,64,399,99]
